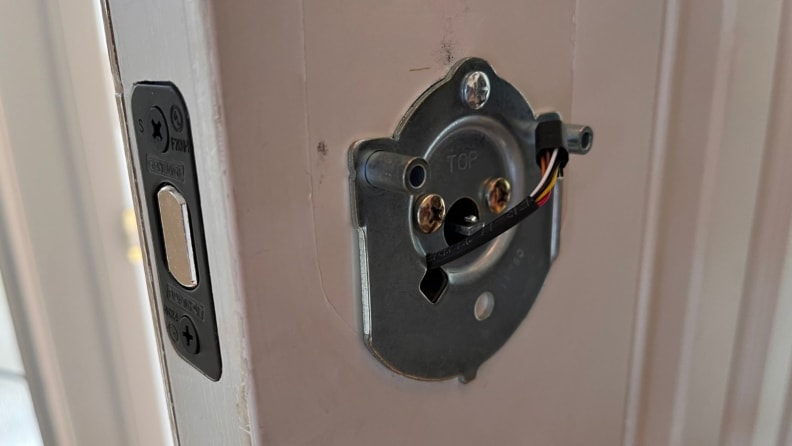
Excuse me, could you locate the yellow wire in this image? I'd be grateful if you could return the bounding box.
[536,168,559,202]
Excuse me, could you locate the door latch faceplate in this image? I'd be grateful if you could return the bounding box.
[349,58,592,382]
[131,83,222,381]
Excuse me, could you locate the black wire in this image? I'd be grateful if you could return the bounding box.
[425,162,559,270]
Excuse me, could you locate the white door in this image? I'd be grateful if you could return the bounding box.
[103,0,792,445]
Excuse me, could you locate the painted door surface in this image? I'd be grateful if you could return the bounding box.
[214,2,656,445]
[104,0,675,444]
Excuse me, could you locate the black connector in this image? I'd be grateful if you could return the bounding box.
[535,119,569,172]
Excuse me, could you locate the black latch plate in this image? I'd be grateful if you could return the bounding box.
[131,83,222,380]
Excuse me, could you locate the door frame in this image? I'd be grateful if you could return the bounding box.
[616,0,792,444]
[0,0,172,444]
[101,0,257,444]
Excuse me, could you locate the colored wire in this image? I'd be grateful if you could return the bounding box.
[536,167,559,202]
[537,187,553,207]
[425,148,561,269]
[530,149,559,197]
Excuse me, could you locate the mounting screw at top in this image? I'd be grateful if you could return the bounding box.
[142,106,169,152]
[416,194,446,234]
[461,71,491,110]
[484,177,511,214]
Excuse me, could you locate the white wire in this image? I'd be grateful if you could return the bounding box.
[530,148,559,197]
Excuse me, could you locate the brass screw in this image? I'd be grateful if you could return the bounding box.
[416,194,446,234]
[484,177,511,214]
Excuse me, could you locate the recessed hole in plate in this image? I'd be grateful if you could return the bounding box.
[420,268,448,304]
[581,130,593,150]
[443,197,480,245]
[474,291,495,321]
[408,164,426,189]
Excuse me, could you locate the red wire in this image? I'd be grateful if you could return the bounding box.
[536,153,554,207]
[527,152,557,208]
[537,190,552,207]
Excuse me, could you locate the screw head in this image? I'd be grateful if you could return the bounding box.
[178,316,199,354]
[484,177,511,214]
[461,71,491,110]
[416,194,446,234]
[143,106,169,152]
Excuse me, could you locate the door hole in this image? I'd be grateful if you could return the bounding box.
[408,164,426,189]
[420,268,448,304]
[443,197,480,245]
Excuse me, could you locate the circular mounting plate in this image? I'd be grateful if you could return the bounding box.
[349,58,560,382]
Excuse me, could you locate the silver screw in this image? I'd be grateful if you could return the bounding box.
[464,215,479,224]
[461,71,491,110]
[416,194,446,234]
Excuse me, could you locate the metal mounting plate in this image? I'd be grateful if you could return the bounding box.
[349,58,560,382]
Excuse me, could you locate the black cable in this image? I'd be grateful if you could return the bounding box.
[425,162,560,270]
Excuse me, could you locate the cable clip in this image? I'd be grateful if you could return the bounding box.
[535,119,569,175]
